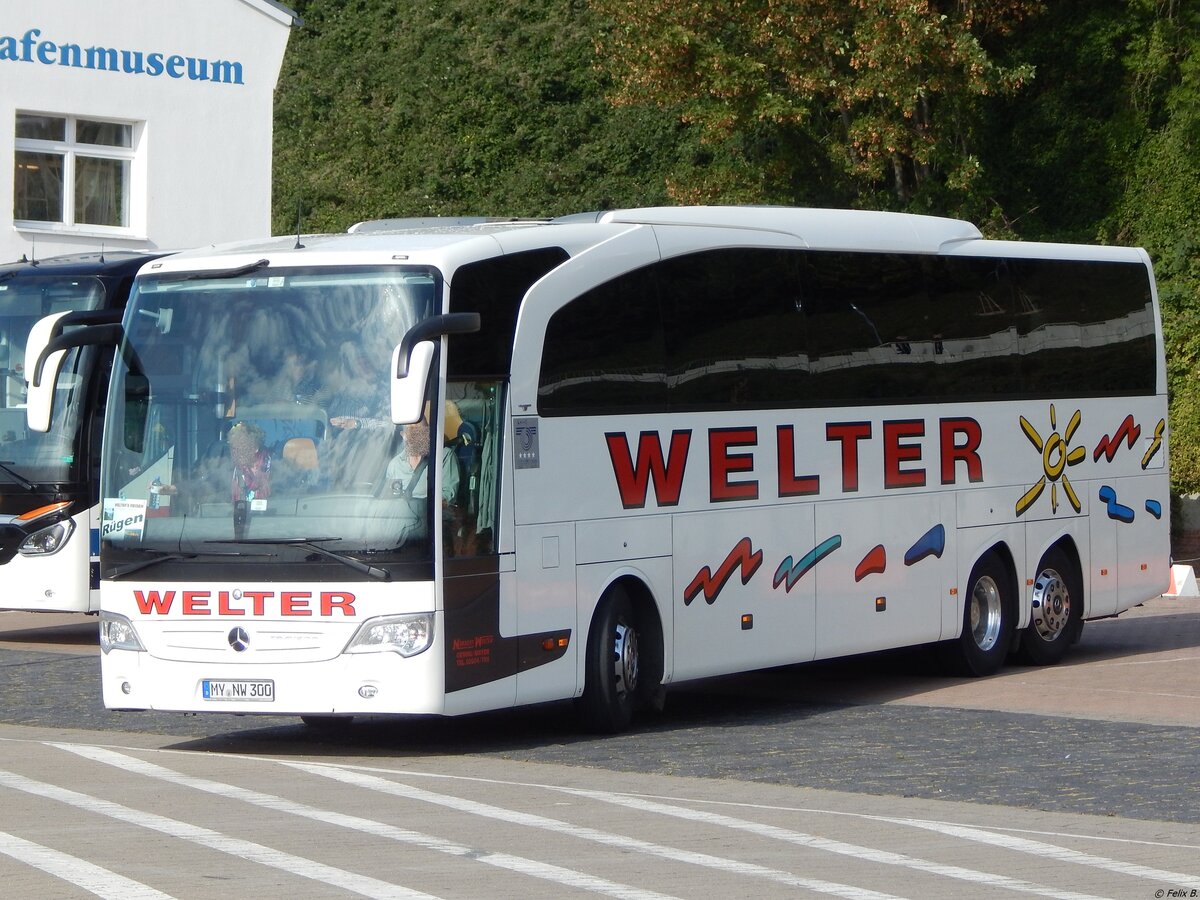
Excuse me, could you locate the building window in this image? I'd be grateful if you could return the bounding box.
[14,112,135,230]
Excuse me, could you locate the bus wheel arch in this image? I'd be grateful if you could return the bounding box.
[1018,541,1084,665]
[942,545,1017,677]
[576,576,665,733]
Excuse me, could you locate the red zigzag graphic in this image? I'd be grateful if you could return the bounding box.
[684,537,764,606]
[1093,415,1140,463]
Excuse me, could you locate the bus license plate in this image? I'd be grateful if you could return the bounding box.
[202,679,274,701]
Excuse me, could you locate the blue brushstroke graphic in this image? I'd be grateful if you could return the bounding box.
[904,524,946,566]
[1099,485,1135,523]
[1146,499,1162,519]
[773,535,842,592]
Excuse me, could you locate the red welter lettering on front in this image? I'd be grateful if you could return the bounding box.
[827,422,872,492]
[182,591,211,615]
[217,591,245,616]
[709,427,758,502]
[883,419,926,489]
[605,430,691,509]
[134,590,174,614]
[940,417,983,484]
[244,590,271,616]
[320,592,356,616]
[281,592,312,616]
[777,425,819,497]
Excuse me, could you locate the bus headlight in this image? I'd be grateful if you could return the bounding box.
[344,613,434,657]
[99,612,146,654]
[18,519,74,556]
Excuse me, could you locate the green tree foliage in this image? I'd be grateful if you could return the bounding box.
[589,0,1042,209]
[272,0,698,232]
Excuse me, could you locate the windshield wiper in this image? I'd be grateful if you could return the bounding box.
[183,258,270,281]
[0,460,36,492]
[108,549,266,579]
[207,537,391,581]
[108,552,195,579]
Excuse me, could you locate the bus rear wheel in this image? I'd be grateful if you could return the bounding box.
[942,553,1014,677]
[577,588,641,733]
[1018,547,1082,666]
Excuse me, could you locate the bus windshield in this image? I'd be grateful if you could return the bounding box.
[0,274,105,486]
[100,265,442,566]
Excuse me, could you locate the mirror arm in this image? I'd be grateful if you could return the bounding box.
[395,313,480,377]
[33,324,128,387]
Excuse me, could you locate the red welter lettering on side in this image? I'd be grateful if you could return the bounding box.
[826,422,871,492]
[709,427,759,502]
[777,425,820,497]
[134,590,174,614]
[883,419,926,489]
[683,537,764,605]
[605,430,692,509]
[940,417,983,484]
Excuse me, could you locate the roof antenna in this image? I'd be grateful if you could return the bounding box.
[99,242,106,264]
[294,199,305,250]
[29,235,38,266]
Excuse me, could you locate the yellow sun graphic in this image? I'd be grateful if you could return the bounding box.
[1016,403,1086,516]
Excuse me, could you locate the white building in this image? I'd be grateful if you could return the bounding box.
[1,0,298,261]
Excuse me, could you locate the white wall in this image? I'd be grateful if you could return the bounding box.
[1,0,294,261]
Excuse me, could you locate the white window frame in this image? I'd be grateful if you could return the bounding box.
[13,111,144,238]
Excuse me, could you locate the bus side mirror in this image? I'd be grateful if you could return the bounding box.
[390,341,435,424]
[390,312,481,425]
[24,310,125,432]
[24,312,73,433]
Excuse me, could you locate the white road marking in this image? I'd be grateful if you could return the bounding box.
[0,769,437,900]
[0,829,176,900]
[49,743,683,900]
[862,815,1200,889]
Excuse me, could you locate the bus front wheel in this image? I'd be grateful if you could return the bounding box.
[1018,547,1082,666]
[943,553,1014,677]
[577,588,641,733]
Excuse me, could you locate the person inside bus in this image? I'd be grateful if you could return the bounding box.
[385,417,459,502]
[154,419,273,511]
[229,420,271,502]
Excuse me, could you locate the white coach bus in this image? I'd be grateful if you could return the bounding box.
[26,207,1169,731]
[1,250,166,612]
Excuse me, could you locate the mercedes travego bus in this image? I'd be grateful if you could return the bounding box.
[1,250,167,613]
[25,208,1169,731]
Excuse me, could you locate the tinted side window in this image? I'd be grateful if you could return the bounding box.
[802,252,937,403]
[1009,258,1155,396]
[657,249,807,410]
[448,248,569,378]
[922,255,1024,399]
[538,266,667,415]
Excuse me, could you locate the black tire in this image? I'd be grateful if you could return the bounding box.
[1018,546,1082,665]
[942,552,1014,677]
[577,588,641,733]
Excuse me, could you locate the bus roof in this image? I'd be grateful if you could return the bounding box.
[145,206,1147,275]
[0,250,170,279]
